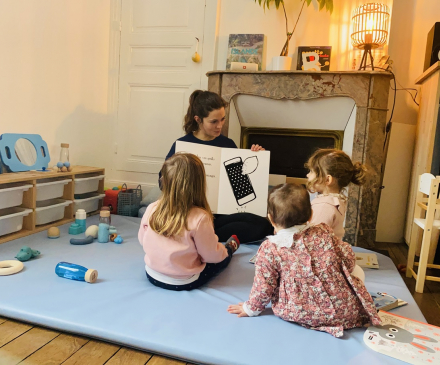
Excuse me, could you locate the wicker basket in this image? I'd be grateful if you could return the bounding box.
[117,184,142,217]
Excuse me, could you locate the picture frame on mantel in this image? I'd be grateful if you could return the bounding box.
[296,46,332,71]
[226,34,266,71]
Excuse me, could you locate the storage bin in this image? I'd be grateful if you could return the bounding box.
[74,175,105,195]
[0,184,32,210]
[35,199,72,226]
[36,179,70,201]
[0,207,32,236]
[74,193,105,214]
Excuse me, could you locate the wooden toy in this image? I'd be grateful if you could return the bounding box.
[85,225,99,238]
[47,227,60,239]
[56,161,73,173]
[0,260,24,275]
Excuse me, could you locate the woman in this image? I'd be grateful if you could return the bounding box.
[162,90,273,243]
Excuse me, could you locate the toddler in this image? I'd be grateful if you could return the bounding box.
[306,148,367,240]
[138,153,239,291]
[227,183,380,337]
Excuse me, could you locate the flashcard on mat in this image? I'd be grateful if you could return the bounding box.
[175,141,270,216]
[364,311,440,364]
[355,253,379,269]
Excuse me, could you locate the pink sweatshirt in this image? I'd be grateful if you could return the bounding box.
[138,201,228,279]
[310,194,346,239]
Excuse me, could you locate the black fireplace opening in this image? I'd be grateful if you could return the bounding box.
[242,128,344,178]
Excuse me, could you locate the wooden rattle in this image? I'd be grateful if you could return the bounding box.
[0,260,24,275]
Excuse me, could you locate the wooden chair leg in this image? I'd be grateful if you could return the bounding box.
[415,229,432,293]
[407,224,419,278]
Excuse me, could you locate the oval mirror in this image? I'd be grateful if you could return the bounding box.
[14,138,37,166]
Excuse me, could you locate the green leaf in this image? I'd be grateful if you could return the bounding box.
[306,0,312,6]
[325,0,333,14]
[318,0,325,11]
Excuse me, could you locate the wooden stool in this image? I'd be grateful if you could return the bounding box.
[406,173,440,293]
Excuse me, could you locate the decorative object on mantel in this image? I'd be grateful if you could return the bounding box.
[351,3,390,71]
[296,46,331,71]
[254,0,333,70]
[226,34,265,71]
[0,134,50,172]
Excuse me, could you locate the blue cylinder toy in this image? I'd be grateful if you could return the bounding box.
[98,223,109,243]
[55,262,98,283]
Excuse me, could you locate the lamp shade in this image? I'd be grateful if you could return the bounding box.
[351,3,390,49]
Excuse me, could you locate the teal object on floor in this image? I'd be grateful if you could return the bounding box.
[68,223,82,235]
[15,246,40,262]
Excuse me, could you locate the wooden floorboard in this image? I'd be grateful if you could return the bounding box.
[0,241,439,365]
[146,356,186,365]
[0,320,32,348]
[0,327,59,365]
[20,334,89,365]
[60,340,120,365]
[105,347,152,365]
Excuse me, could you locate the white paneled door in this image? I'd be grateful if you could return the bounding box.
[117,0,208,174]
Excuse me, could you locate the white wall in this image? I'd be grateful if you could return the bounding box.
[0,1,111,172]
[216,0,342,71]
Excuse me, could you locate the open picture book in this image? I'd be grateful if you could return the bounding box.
[176,141,270,217]
[364,311,440,364]
[369,292,408,312]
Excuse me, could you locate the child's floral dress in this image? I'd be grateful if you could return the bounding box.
[243,223,381,337]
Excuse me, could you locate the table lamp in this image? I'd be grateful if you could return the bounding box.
[351,3,390,70]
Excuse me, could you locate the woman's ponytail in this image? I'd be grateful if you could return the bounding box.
[351,161,367,185]
[183,90,203,134]
[183,90,228,135]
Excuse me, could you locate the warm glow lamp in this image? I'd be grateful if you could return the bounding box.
[351,3,390,70]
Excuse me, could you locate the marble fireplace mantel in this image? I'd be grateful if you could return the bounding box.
[207,70,392,248]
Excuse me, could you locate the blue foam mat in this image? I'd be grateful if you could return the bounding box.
[0,215,424,365]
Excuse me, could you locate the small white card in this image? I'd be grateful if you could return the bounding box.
[355,253,379,269]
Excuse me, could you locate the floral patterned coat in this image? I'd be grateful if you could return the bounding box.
[245,223,381,337]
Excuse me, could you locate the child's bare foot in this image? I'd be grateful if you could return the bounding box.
[225,235,240,253]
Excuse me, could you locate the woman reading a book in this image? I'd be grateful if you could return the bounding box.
[161,90,273,243]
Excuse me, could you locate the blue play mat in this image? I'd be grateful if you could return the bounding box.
[0,215,425,365]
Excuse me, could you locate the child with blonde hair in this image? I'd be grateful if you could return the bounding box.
[306,148,367,240]
[139,153,239,291]
[228,183,380,337]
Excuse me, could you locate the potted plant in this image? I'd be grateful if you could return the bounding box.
[255,0,333,70]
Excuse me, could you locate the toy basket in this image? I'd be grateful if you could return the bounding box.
[117,183,142,217]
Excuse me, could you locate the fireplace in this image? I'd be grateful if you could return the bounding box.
[207,70,392,248]
[241,127,343,178]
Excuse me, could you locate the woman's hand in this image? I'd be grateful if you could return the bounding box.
[250,144,265,152]
[227,303,249,317]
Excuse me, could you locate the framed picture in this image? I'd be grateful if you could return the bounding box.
[226,34,266,71]
[297,46,332,71]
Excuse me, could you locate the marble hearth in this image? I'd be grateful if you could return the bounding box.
[207,70,392,248]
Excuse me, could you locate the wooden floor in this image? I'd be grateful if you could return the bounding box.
[1,242,440,365]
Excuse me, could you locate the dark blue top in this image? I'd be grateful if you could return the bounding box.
[159,133,237,185]
[165,133,237,161]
